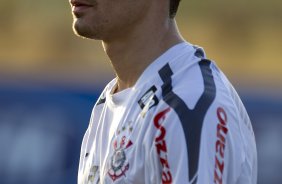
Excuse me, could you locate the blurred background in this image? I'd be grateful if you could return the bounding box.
[0,0,281,183]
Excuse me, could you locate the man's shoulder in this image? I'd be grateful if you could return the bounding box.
[155,56,242,115]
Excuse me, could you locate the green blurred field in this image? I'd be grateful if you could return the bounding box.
[0,0,281,90]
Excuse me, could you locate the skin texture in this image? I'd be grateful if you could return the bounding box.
[70,0,184,92]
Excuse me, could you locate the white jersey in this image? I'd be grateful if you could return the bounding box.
[78,42,257,184]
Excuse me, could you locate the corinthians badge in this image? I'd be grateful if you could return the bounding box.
[108,135,133,181]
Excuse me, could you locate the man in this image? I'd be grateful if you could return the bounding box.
[69,0,257,183]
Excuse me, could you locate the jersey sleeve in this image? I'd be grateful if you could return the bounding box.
[197,98,256,184]
[196,104,234,184]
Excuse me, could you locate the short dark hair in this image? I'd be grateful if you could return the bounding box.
[169,0,181,18]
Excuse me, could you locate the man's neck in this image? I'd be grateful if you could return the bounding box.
[102,19,184,92]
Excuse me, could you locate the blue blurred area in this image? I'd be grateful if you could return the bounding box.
[0,84,100,184]
[0,84,281,184]
[242,94,282,184]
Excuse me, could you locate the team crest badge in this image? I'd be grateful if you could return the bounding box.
[108,147,129,181]
[108,123,134,181]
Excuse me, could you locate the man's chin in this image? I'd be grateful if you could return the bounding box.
[73,22,91,39]
[73,22,102,40]
[73,29,91,39]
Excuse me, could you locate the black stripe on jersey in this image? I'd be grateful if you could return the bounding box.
[96,98,106,105]
[193,46,205,58]
[96,93,106,106]
[158,59,216,182]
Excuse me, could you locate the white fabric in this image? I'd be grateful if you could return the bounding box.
[78,42,257,184]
